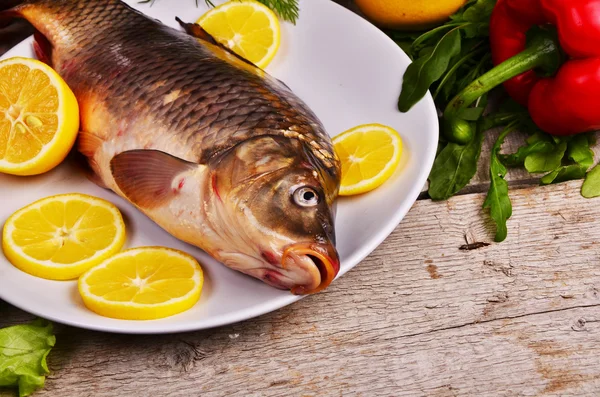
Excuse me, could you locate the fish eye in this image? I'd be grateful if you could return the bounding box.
[293,186,319,207]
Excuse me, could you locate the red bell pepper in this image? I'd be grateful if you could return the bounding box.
[491,0,600,136]
[443,0,600,143]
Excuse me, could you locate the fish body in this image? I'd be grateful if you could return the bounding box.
[5,0,342,294]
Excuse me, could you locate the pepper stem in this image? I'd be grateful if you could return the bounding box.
[443,26,562,144]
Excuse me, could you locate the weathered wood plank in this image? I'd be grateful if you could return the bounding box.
[2,179,600,396]
[2,304,599,397]
[2,2,600,395]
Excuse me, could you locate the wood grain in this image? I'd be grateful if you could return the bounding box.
[2,2,600,396]
[2,180,600,396]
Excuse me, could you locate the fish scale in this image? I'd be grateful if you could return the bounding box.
[5,0,342,294]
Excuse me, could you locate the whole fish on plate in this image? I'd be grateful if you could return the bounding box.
[3,0,342,294]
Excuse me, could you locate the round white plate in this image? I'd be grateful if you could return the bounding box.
[0,0,438,334]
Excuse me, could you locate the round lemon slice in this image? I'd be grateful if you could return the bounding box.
[2,193,126,280]
[78,247,204,320]
[197,0,281,69]
[0,57,79,176]
[333,123,403,196]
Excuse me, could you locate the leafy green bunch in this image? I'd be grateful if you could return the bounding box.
[388,0,598,242]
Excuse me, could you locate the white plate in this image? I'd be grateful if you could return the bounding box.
[0,0,438,334]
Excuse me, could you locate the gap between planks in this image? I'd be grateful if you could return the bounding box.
[3,179,600,396]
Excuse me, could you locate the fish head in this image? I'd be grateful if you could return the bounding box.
[208,135,341,295]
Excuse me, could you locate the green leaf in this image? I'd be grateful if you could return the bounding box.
[454,52,492,94]
[398,28,462,112]
[540,165,587,185]
[428,129,484,200]
[395,40,417,60]
[417,46,435,58]
[458,106,485,121]
[526,130,553,145]
[500,140,554,167]
[462,0,496,23]
[483,125,513,242]
[0,320,55,397]
[388,31,423,60]
[410,24,461,53]
[448,0,495,37]
[582,164,600,198]
[524,141,567,173]
[449,0,477,21]
[461,22,490,38]
[432,43,485,101]
[439,71,457,101]
[567,134,594,169]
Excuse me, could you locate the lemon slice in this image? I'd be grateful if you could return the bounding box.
[78,247,204,320]
[197,0,281,69]
[333,123,403,196]
[0,57,79,176]
[2,193,126,280]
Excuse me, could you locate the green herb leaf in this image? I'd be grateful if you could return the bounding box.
[255,0,299,24]
[410,24,461,53]
[567,134,594,169]
[428,129,484,200]
[453,52,492,94]
[141,0,299,24]
[0,320,55,397]
[461,22,490,38]
[524,141,567,173]
[540,165,587,185]
[500,140,554,167]
[483,124,513,242]
[462,0,496,23]
[432,42,485,101]
[439,71,457,101]
[449,0,495,37]
[458,106,485,121]
[398,28,462,112]
[449,0,476,21]
[582,164,600,198]
[392,35,419,60]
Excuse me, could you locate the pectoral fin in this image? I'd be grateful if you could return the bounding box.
[110,150,199,209]
[78,131,104,159]
[77,131,106,187]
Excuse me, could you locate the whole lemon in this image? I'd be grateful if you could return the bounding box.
[354,0,468,31]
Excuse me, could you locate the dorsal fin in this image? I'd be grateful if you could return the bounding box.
[175,16,257,68]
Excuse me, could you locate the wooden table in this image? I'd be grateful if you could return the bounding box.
[2,3,600,396]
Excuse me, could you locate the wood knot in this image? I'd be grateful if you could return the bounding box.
[572,318,587,332]
[459,242,490,251]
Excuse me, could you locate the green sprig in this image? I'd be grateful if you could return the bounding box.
[253,0,299,23]
[140,0,300,24]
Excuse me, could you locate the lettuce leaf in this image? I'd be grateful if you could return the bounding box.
[0,320,55,397]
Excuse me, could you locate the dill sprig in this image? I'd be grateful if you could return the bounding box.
[253,0,299,23]
[139,0,300,24]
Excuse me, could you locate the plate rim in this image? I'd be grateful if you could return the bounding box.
[0,0,439,334]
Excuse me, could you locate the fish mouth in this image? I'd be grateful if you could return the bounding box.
[282,243,340,295]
